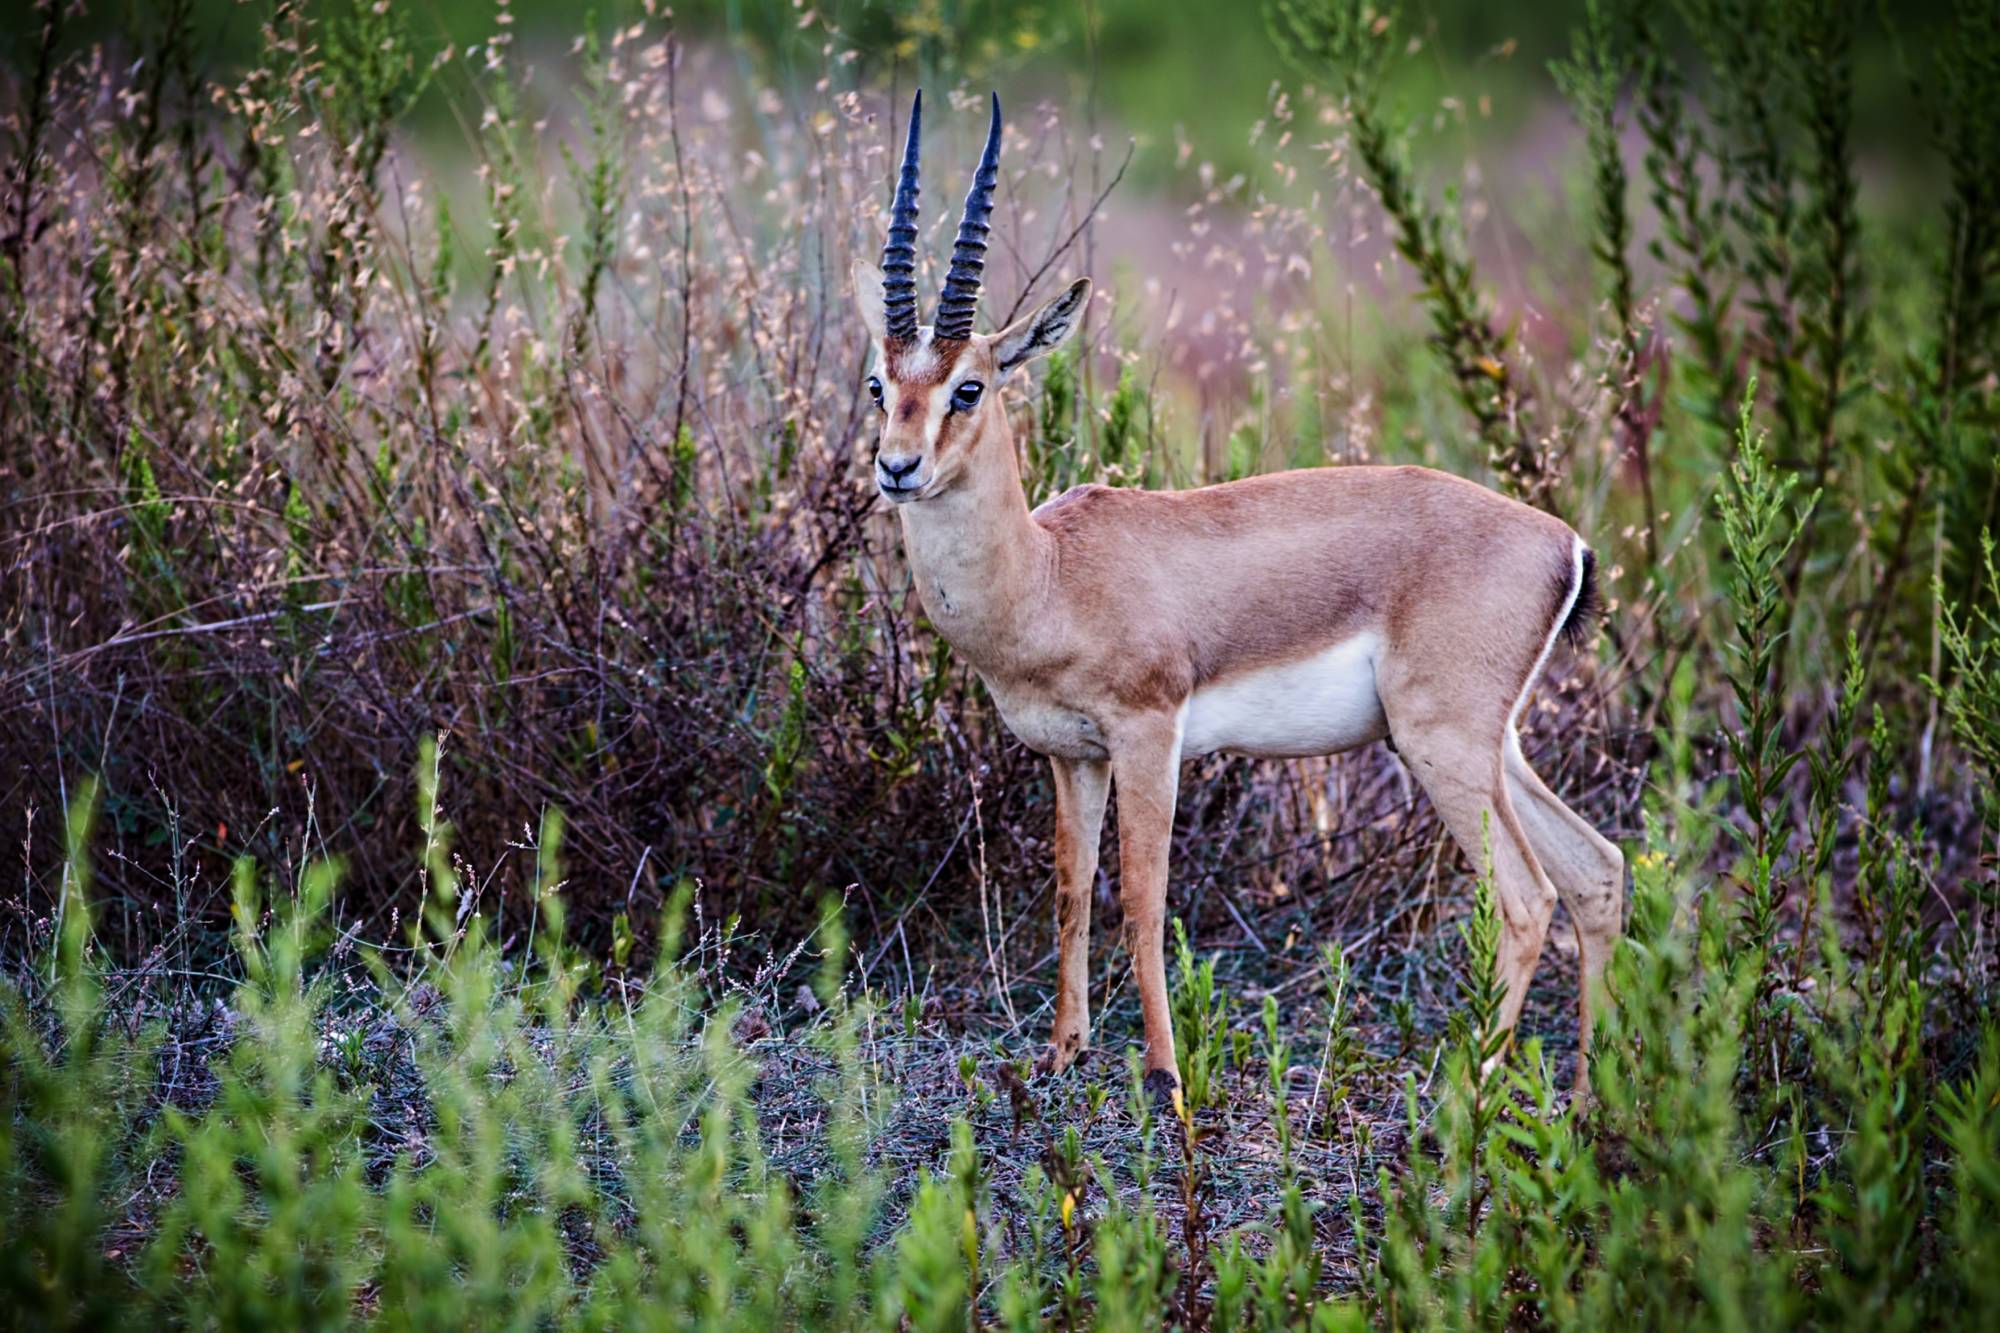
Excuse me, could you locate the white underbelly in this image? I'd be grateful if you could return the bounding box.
[1179,633,1388,759]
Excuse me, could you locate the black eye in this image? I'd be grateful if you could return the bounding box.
[951,380,984,411]
[865,375,883,404]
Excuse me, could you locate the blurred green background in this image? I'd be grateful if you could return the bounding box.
[3,0,1959,193]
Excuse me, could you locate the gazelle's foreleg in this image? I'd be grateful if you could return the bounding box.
[1046,755,1111,1073]
[1108,715,1184,1096]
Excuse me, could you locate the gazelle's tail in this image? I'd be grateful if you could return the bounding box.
[1557,543,1599,649]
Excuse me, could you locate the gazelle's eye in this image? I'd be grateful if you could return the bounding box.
[865,375,884,405]
[951,380,984,412]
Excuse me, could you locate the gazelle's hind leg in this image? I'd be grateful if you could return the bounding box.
[1376,531,1599,1085]
[1378,701,1558,1043]
[1503,734,1624,1080]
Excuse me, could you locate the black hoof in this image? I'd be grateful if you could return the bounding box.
[1142,1067,1181,1110]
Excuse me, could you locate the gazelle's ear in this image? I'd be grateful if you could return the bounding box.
[993,278,1091,377]
[851,258,888,343]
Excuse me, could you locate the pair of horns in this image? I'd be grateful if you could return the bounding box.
[880,90,1001,343]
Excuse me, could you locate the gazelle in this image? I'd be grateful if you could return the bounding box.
[854,92,1624,1096]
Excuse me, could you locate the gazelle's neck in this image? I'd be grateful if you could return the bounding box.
[895,418,1051,664]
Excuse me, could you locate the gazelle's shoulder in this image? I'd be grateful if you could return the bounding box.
[1031,482,1194,552]
[1030,482,1120,523]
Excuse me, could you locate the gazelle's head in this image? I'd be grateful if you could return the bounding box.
[853,91,1090,503]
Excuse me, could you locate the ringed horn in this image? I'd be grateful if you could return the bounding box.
[875,90,1003,343]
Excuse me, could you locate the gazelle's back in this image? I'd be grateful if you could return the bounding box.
[1031,465,1580,701]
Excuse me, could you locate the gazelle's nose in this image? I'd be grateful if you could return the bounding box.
[876,450,927,502]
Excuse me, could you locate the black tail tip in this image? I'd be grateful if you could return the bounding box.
[1558,546,1599,648]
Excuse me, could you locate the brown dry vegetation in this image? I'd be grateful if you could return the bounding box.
[0,2,1644,982]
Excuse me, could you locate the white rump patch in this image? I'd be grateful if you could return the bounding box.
[1180,633,1389,759]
